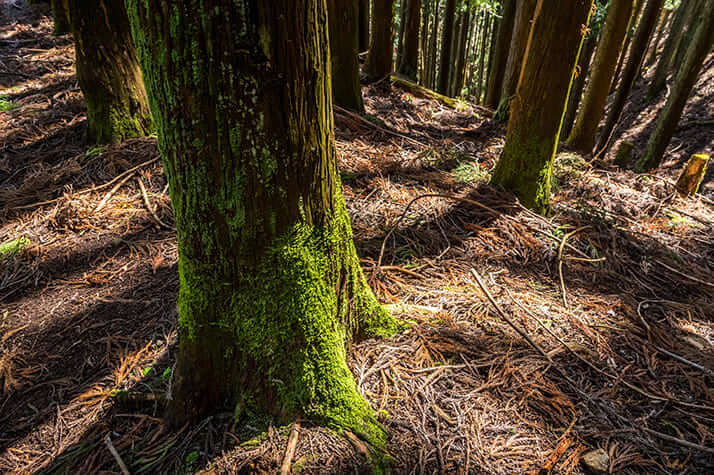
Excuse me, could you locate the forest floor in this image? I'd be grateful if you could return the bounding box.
[1,3,714,474]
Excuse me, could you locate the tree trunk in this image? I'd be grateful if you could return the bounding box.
[359,0,370,52]
[365,0,396,80]
[419,0,431,84]
[595,0,664,154]
[51,0,70,35]
[437,0,456,94]
[397,0,421,81]
[494,0,538,122]
[672,0,704,66]
[426,0,441,88]
[610,0,644,93]
[328,0,364,112]
[67,0,152,144]
[491,0,593,215]
[396,0,407,67]
[647,0,693,98]
[644,7,671,68]
[484,0,516,108]
[125,0,399,452]
[635,0,714,172]
[476,11,490,103]
[567,0,634,154]
[561,25,598,138]
[450,4,470,97]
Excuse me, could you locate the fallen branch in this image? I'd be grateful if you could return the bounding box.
[104,433,130,475]
[279,420,300,475]
[137,176,171,229]
[557,226,590,308]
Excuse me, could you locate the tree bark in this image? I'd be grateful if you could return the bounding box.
[595,0,664,154]
[419,0,431,84]
[561,24,598,138]
[476,11,490,103]
[125,0,398,451]
[328,0,364,112]
[672,0,704,66]
[644,7,671,68]
[484,0,516,108]
[490,0,593,215]
[636,0,714,172]
[647,0,693,98]
[359,0,370,53]
[567,0,635,154]
[610,0,644,94]
[437,0,456,94]
[426,0,441,89]
[51,0,70,35]
[450,4,470,97]
[67,0,152,144]
[494,0,537,122]
[397,0,421,81]
[365,0,396,80]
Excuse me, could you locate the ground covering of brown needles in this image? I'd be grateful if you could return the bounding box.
[1,2,713,474]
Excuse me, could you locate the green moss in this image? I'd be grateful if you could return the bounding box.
[0,97,17,112]
[0,237,29,260]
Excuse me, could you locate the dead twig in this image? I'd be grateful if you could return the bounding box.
[279,420,300,475]
[137,177,171,229]
[104,433,130,475]
[557,226,590,308]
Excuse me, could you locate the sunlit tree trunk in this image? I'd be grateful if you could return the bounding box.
[561,24,598,138]
[125,0,398,452]
[397,0,421,81]
[67,0,152,144]
[476,11,491,103]
[491,0,593,215]
[610,0,644,94]
[365,0,396,80]
[484,0,516,108]
[328,0,364,112]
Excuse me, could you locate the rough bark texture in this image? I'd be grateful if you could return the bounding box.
[67,0,152,144]
[328,0,364,112]
[647,0,694,98]
[125,0,399,452]
[427,0,441,89]
[476,11,490,103]
[51,0,70,35]
[450,4,470,97]
[359,0,370,52]
[437,0,456,94]
[567,0,634,154]
[494,0,537,122]
[491,0,593,215]
[596,0,664,154]
[675,154,710,195]
[484,0,516,108]
[397,0,421,81]
[365,0,396,80]
[636,0,714,172]
[561,25,598,138]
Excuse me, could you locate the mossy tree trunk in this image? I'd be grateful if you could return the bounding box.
[51,0,70,35]
[365,0,396,80]
[635,0,714,172]
[561,23,598,138]
[494,0,537,122]
[125,0,399,449]
[397,0,421,81]
[437,0,456,94]
[484,0,516,108]
[567,0,634,154]
[328,0,364,112]
[490,0,593,215]
[67,0,151,144]
[359,0,370,52]
[595,0,664,154]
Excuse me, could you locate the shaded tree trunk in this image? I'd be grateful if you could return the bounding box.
[636,0,714,172]
[365,0,396,80]
[672,0,704,66]
[491,0,593,215]
[595,0,664,154]
[644,7,671,68]
[561,25,598,138]
[567,0,634,154]
[397,0,421,81]
[51,0,70,35]
[484,0,516,108]
[125,0,399,452]
[476,11,491,103]
[437,0,456,94]
[610,0,644,94]
[396,0,407,67]
[450,4,470,96]
[359,0,370,52]
[419,0,431,84]
[427,0,441,88]
[67,0,152,145]
[494,0,538,122]
[647,0,693,98]
[329,0,364,112]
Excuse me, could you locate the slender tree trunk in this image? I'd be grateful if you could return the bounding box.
[610,0,644,94]
[419,0,431,84]
[464,10,479,94]
[359,0,370,52]
[636,0,714,172]
[476,11,490,103]
[644,7,671,68]
[485,10,499,102]
[51,0,70,35]
[396,0,407,67]
[437,0,456,94]
[329,0,364,112]
[398,0,421,80]
[125,0,399,452]
[484,0,516,108]
[67,0,151,145]
[491,0,593,215]
[595,0,664,154]
[647,0,693,98]
[450,4,469,96]
[567,0,634,154]
[561,25,598,138]
[494,0,538,122]
[365,0,396,80]
[673,0,704,66]
[427,0,441,88]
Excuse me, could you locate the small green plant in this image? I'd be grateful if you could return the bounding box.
[142,367,153,377]
[452,161,489,184]
[84,145,107,160]
[161,367,172,381]
[0,97,17,112]
[666,211,690,228]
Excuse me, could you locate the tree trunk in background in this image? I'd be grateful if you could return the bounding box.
[672,0,704,66]
[427,0,441,89]
[365,0,395,80]
[328,0,364,112]
[610,0,644,94]
[51,0,70,35]
[485,10,499,103]
[595,0,664,154]
[648,0,692,98]
[359,0,370,52]
[437,0,457,94]
[396,0,407,67]
[125,0,399,450]
[398,0,421,81]
[644,7,671,68]
[636,0,714,172]
[567,0,634,154]
[476,11,490,103]
[419,0,431,84]
[67,0,152,144]
[494,0,538,122]
[450,4,470,96]
[491,0,593,215]
[561,26,598,138]
[464,10,479,93]
[484,0,516,108]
